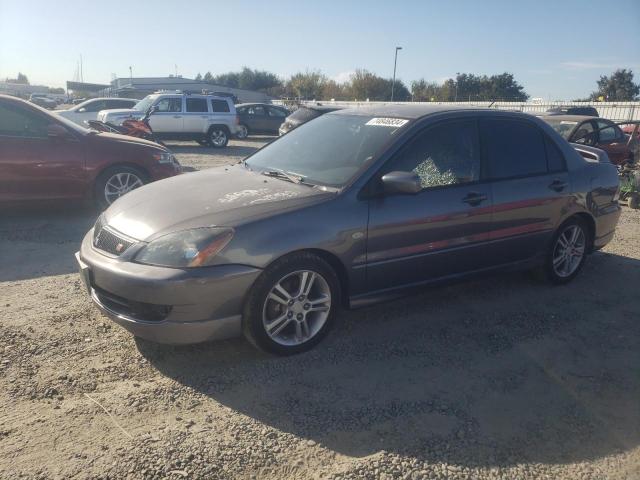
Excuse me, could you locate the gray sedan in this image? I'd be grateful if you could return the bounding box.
[77,105,621,355]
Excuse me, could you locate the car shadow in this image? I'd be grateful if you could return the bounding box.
[0,205,97,282]
[139,251,640,468]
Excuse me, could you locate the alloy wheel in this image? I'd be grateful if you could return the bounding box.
[552,224,586,278]
[104,172,143,205]
[209,129,227,147]
[262,270,331,346]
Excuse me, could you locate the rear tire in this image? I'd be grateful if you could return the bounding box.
[242,252,340,355]
[94,166,147,210]
[208,127,229,148]
[541,217,590,284]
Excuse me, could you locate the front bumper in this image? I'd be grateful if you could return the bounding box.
[76,230,261,344]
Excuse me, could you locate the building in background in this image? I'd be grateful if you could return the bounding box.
[0,81,49,98]
[97,76,273,103]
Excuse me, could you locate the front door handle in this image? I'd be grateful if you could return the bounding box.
[173,115,182,119]
[549,179,568,192]
[462,192,488,206]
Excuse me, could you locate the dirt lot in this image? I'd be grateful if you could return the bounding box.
[1,139,639,480]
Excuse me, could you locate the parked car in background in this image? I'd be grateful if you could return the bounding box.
[540,115,637,166]
[235,103,289,138]
[28,93,57,110]
[72,98,87,105]
[545,106,599,117]
[56,97,137,126]
[279,104,344,135]
[96,92,240,147]
[77,106,620,355]
[0,95,181,208]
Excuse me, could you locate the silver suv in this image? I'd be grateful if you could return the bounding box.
[96,92,240,147]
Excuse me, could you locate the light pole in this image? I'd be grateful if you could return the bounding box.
[391,46,402,102]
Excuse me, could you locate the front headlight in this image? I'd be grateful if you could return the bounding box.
[135,227,234,268]
[153,152,176,164]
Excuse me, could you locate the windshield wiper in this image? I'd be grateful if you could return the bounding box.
[261,169,303,184]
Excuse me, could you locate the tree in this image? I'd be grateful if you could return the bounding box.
[6,72,29,84]
[203,71,214,83]
[590,69,639,101]
[411,79,442,101]
[285,70,327,99]
[348,69,410,101]
[194,73,203,81]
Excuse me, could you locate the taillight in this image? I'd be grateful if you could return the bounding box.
[235,115,240,125]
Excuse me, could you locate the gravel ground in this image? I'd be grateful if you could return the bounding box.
[1,139,639,480]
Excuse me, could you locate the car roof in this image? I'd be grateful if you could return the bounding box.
[329,104,487,119]
[539,114,600,122]
[236,103,280,108]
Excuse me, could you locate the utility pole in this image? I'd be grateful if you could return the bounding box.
[391,46,402,102]
[129,66,133,85]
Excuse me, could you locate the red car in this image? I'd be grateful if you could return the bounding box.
[541,115,638,166]
[0,95,181,208]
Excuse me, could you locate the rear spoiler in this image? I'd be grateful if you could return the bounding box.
[570,143,611,163]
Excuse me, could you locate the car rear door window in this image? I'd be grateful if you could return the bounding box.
[155,97,182,113]
[211,99,230,113]
[186,98,209,113]
[596,120,618,142]
[386,120,481,189]
[544,136,566,173]
[0,103,49,138]
[481,119,547,180]
[83,100,106,112]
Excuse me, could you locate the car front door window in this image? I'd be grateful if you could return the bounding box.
[384,120,480,188]
[572,121,596,146]
[155,98,182,113]
[596,120,617,143]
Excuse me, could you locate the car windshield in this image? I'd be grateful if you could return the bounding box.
[543,119,577,139]
[245,114,408,187]
[133,96,155,112]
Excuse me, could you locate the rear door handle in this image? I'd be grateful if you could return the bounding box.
[549,179,568,192]
[462,192,488,206]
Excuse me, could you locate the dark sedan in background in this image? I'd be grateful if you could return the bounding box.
[235,103,290,138]
[77,105,620,355]
[540,115,637,166]
[278,104,344,136]
[0,95,181,208]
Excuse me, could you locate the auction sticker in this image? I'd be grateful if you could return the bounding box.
[366,117,409,127]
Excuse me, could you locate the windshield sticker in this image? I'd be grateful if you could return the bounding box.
[560,121,578,125]
[366,117,409,128]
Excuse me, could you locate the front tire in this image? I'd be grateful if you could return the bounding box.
[543,218,589,284]
[94,166,146,210]
[242,252,340,355]
[208,127,229,148]
[236,124,249,139]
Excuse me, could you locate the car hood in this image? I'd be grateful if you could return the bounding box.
[87,131,165,150]
[104,164,335,241]
[97,108,142,120]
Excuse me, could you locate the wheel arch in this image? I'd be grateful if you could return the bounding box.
[260,248,351,308]
[560,212,596,252]
[207,124,231,135]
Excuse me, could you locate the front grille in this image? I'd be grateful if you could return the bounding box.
[93,287,172,322]
[93,218,134,256]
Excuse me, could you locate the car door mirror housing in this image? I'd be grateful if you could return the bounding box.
[77,107,86,113]
[381,171,422,195]
[47,123,70,139]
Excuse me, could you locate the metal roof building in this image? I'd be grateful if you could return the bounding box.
[100,76,273,103]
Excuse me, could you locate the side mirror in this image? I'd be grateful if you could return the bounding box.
[47,123,70,139]
[149,105,159,115]
[77,107,87,113]
[381,171,422,195]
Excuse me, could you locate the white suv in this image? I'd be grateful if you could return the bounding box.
[96,92,240,147]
